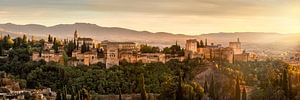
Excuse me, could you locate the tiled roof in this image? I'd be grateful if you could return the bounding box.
[78,38,93,41]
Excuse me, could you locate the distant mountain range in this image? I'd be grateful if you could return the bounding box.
[0,23,299,49]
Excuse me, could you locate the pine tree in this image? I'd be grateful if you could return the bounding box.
[235,77,241,100]
[242,87,247,100]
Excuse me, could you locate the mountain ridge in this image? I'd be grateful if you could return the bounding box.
[0,23,298,48]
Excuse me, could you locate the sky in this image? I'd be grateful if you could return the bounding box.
[0,0,300,35]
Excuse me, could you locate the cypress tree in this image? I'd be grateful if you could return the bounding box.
[242,87,247,100]
[140,73,147,100]
[81,41,87,53]
[235,77,241,100]
[62,86,67,100]
[209,75,215,99]
[0,44,3,56]
[204,80,208,94]
[56,91,62,100]
[176,71,183,100]
[200,40,204,47]
[119,87,122,100]
[48,34,52,43]
[22,34,28,44]
[71,87,75,100]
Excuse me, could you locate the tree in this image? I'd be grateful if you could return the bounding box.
[140,73,148,100]
[2,35,14,50]
[81,41,89,53]
[140,45,160,53]
[65,41,76,57]
[199,40,204,47]
[62,86,67,100]
[0,43,3,56]
[52,42,59,53]
[204,80,208,94]
[209,75,216,99]
[235,77,241,100]
[48,34,53,43]
[282,67,292,99]
[22,34,28,44]
[176,71,183,100]
[56,91,62,100]
[242,87,247,100]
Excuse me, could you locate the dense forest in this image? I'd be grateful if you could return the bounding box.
[0,34,299,100]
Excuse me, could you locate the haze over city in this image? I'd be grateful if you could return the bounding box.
[1,0,300,34]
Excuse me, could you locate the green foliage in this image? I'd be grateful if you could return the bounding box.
[242,87,247,100]
[1,35,14,50]
[209,75,216,99]
[81,41,90,53]
[48,34,53,43]
[140,45,160,53]
[64,41,76,57]
[235,77,241,100]
[219,60,300,99]
[8,47,32,62]
[163,44,184,56]
[52,38,61,53]
[197,40,204,48]
[140,73,148,100]
[5,35,299,99]
[204,80,208,94]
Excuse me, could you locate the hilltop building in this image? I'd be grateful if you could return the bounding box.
[74,30,95,48]
[184,38,257,63]
[105,43,120,68]
[185,39,198,56]
[31,30,257,68]
[32,50,62,62]
[229,38,242,54]
[70,50,101,66]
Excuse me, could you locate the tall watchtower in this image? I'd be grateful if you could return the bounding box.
[229,38,242,54]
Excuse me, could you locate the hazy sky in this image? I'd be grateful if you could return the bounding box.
[0,0,300,35]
